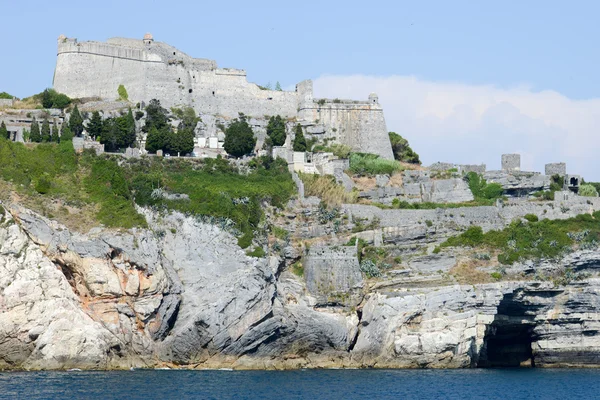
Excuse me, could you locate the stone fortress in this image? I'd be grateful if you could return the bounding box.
[53,34,393,159]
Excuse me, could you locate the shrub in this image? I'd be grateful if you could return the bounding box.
[291,261,304,277]
[246,246,266,258]
[388,132,420,164]
[224,116,256,158]
[490,272,503,281]
[360,259,381,278]
[579,184,598,197]
[524,214,539,223]
[432,246,441,254]
[117,84,129,101]
[349,153,403,176]
[425,220,433,227]
[35,177,51,194]
[466,172,503,200]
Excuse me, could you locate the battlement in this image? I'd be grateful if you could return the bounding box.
[53,34,394,159]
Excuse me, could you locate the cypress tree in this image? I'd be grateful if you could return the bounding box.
[123,108,137,148]
[60,122,73,142]
[30,117,41,142]
[51,120,60,143]
[292,124,307,152]
[85,111,103,139]
[42,89,53,109]
[41,119,51,142]
[69,105,84,136]
[0,121,8,140]
[266,115,286,147]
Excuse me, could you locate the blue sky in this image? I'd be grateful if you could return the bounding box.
[2,0,600,178]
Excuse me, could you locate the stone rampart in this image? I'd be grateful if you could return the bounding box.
[344,195,600,236]
[54,35,393,159]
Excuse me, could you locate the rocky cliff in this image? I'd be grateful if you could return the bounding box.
[2,202,600,370]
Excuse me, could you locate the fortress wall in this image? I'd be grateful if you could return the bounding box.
[55,39,299,118]
[300,104,394,159]
[188,70,298,119]
[54,52,147,101]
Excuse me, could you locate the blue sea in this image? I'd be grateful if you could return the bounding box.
[1,369,598,399]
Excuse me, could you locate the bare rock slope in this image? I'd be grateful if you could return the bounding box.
[2,204,600,369]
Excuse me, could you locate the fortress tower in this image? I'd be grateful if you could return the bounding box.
[53,34,393,159]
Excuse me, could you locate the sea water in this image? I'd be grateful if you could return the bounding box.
[1,368,598,399]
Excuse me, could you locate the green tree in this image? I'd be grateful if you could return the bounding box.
[30,117,41,142]
[51,121,60,143]
[167,123,195,155]
[292,124,307,152]
[388,132,420,164]
[41,119,51,142]
[85,111,103,139]
[100,117,119,151]
[275,81,282,91]
[69,105,84,136]
[22,129,30,142]
[118,108,137,148]
[0,121,8,140]
[145,125,171,153]
[42,89,53,108]
[0,92,14,100]
[60,123,73,142]
[143,99,169,133]
[117,84,129,101]
[52,92,72,109]
[224,117,256,158]
[171,106,200,131]
[266,115,286,147]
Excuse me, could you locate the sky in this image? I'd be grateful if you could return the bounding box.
[2,0,600,178]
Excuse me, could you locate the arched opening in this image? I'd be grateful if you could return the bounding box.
[189,89,193,93]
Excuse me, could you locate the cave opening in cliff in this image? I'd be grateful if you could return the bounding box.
[477,292,537,368]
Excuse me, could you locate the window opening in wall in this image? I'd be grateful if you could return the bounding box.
[212,91,215,96]
[189,89,193,93]
[570,177,578,186]
[173,52,176,55]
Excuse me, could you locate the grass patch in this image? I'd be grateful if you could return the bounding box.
[441,212,600,264]
[299,173,357,206]
[290,261,304,277]
[349,153,404,176]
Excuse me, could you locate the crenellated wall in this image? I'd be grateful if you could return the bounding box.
[54,35,393,158]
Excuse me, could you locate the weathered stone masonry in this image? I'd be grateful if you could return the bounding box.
[53,34,394,159]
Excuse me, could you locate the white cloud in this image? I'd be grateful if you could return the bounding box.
[313,75,600,180]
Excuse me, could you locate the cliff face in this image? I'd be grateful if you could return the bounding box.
[2,204,600,370]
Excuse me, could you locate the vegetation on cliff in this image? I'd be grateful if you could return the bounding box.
[441,212,600,264]
[388,132,420,164]
[0,137,295,239]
